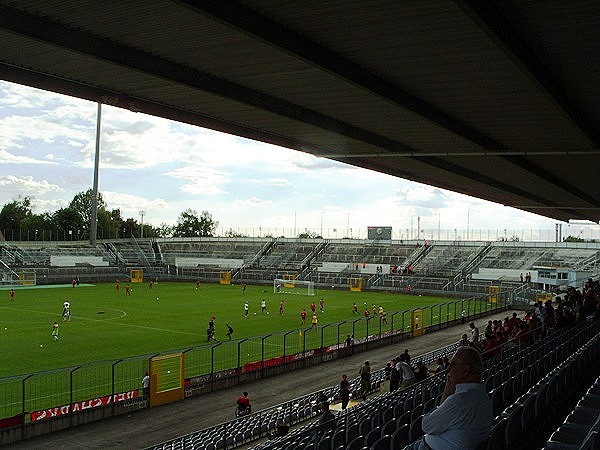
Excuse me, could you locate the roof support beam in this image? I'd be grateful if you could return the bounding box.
[180,0,600,209]
[0,64,327,161]
[455,0,600,148]
[177,0,504,150]
[347,156,586,220]
[0,5,413,153]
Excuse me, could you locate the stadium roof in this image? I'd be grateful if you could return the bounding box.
[1,1,599,223]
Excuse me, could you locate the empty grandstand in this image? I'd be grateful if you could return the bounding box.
[2,238,599,293]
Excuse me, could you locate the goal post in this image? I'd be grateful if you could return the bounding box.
[274,278,315,296]
[18,271,36,285]
[1,271,36,286]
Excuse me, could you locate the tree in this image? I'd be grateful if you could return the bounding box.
[52,207,86,240]
[0,196,33,238]
[172,209,218,237]
[69,189,106,232]
[122,218,140,238]
[97,208,124,239]
[20,212,52,240]
[224,229,248,238]
[563,235,585,243]
[155,223,174,238]
[298,231,322,239]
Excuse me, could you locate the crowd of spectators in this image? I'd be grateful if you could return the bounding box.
[465,279,600,358]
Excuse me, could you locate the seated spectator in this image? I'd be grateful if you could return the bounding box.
[414,361,428,382]
[492,319,501,335]
[428,357,445,375]
[482,333,501,357]
[515,320,531,347]
[315,392,328,413]
[313,400,336,441]
[458,333,470,346]
[554,309,568,329]
[406,347,492,450]
[503,317,511,333]
[442,356,450,369]
[269,418,289,439]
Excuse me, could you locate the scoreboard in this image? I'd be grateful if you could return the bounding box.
[367,226,392,240]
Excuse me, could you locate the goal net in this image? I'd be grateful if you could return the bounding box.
[1,270,36,286]
[274,278,315,296]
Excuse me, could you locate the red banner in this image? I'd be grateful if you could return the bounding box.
[242,354,296,373]
[30,390,139,422]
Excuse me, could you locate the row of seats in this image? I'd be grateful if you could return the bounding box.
[260,376,445,450]
[544,374,600,449]
[252,319,599,450]
[483,320,600,450]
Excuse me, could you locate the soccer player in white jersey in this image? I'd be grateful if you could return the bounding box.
[62,300,71,322]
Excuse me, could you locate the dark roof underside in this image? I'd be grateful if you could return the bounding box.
[1,0,599,222]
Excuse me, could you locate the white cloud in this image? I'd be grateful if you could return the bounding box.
[164,166,230,195]
[101,191,170,217]
[231,197,274,208]
[0,175,62,195]
[0,149,58,165]
[0,80,569,238]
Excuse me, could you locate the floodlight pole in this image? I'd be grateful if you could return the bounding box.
[90,103,101,245]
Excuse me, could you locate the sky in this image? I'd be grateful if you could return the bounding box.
[0,79,588,241]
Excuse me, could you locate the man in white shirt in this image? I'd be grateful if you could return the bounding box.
[406,346,492,450]
[396,354,416,388]
[469,322,479,345]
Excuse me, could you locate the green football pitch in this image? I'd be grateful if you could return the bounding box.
[0,281,464,378]
[0,282,497,420]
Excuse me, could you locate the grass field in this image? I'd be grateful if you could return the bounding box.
[0,281,496,420]
[0,281,465,377]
